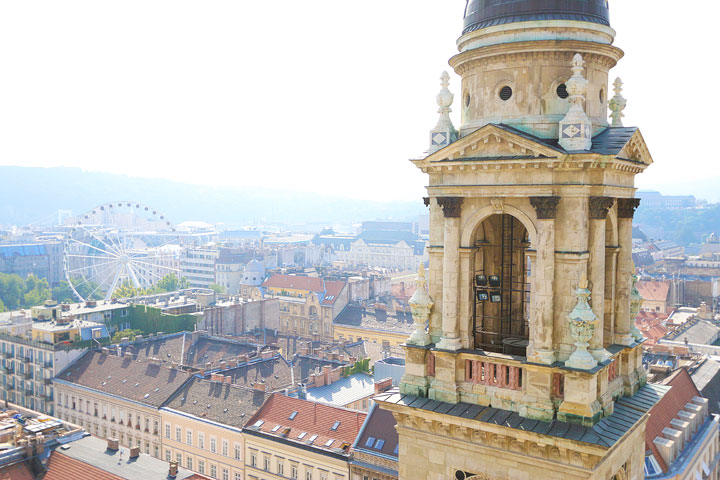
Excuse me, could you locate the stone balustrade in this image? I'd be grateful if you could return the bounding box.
[464,359,523,390]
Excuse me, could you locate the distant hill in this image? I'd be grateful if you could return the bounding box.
[0,166,426,228]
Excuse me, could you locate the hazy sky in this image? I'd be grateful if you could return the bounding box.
[1,1,718,202]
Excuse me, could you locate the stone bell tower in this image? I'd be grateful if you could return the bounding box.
[375,2,666,479]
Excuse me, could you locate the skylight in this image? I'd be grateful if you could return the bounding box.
[375,439,385,450]
[289,411,298,420]
[324,439,334,447]
[330,421,340,431]
[272,425,282,432]
[393,444,399,455]
[298,432,307,439]
[365,436,375,448]
[308,434,318,444]
[253,420,264,428]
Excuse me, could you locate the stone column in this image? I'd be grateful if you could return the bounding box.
[588,197,614,362]
[528,197,559,365]
[436,197,463,351]
[427,198,444,343]
[614,198,640,346]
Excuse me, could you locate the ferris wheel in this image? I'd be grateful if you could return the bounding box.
[63,202,183,302]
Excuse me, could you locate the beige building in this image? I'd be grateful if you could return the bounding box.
[54,350,193,459]
[243,394,366,480]
[253,275,348,342]
[374,1,665,479]
[160,376,269,480]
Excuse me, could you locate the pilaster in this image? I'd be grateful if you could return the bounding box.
[436,197,463,351]
[614,198,640,347]
[588,197,614,362]
[428,350,459,403]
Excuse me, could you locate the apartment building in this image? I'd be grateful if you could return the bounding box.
[54,350,193,458]
[160,376,270,480]
[243,394,366,480]
[253,275,348,342]
[182,248,220,289]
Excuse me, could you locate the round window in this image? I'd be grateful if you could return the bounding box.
[464,92,471,107]
[499,86,512,101]
[556,83,569,99]
[599,88,606,104]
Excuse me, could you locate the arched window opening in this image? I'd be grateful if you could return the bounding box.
[472,214,531,356]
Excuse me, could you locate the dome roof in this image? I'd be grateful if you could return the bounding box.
[463,0,610,34]
[246,258,265,273]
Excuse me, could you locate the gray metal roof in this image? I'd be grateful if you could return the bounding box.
[375,383,669,448]
[301,373,376,406]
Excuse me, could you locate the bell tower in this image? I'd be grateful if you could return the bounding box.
[376,2,666,479]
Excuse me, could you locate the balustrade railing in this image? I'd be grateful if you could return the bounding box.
[464,359,523,390]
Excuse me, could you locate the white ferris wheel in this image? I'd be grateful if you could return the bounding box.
[63,202,183,302]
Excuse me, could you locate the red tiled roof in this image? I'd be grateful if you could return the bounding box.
[645,368,701,473]
[263,275,325,292]
[45,451,125,480]
[245,394,366,454]
[0,461,34,480]
[322,281,346,306]
[636,281,671,303]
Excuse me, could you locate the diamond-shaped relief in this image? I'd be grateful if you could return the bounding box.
[563,124,581,138]
[432,132,447,145]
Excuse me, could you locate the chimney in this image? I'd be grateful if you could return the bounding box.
[653,436,675,466]
[662,427,684,454]
[225,376,232,384]
[129,446,140,458]
[169,461,179,478]
[229,358,238,368]
[261,350,273,360]
[219,361,227,370]
[239,354,249,364]
[254,381,266,392]
[298,383,307,400]
[107,438,119,451]
[374,377,393,394]
[330,366,342,383]
[322,365,331,385]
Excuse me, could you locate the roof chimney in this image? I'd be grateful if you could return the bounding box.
[254,380,266,392]
[129,446,140,458]
[169,461,179,478]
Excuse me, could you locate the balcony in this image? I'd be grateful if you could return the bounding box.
[43,378,52,385]
[5,385,16,392]
[2,366,14,375]
[24,388,34,396]
[23,372,33,380]
[20,357,31,364]
[2,352,13,359]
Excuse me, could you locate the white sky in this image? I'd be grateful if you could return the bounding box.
[1,1,718,202]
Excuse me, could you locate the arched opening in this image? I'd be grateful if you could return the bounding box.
[471,214,531,356]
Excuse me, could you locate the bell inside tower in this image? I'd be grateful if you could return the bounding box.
[472,214,531,356]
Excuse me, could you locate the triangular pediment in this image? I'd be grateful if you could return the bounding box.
[423,124,562,163]
[616,129,653,166]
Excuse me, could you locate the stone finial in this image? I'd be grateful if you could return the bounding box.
[407,264,433,346]
[558,54,593,151]
[609,77,627,127]
[428,71,458,153]
[566,274,599,370]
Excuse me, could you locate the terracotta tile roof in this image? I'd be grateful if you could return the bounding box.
[245,394,366,455]
[321,280,346,306]
[355,403,399,459]
[56,350,193,407]
[0,461,34,480]
[164,376,270,427]
[645,368,701,473]
[262,275,325,292]
[45,450,125,480]
[636,280,671,303]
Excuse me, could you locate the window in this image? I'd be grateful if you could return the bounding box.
[365,437,375,448]
[176,453,182,465]
[234,443,241,460]
[222,439,228,456]
[198,460,205,474]
[277,461,284,475]
[198,432,205,449]
[250,452,256,467]
[210,436,217,453]
[235,474,242,480]
[289,411,298,420]
[264,456,270,471]
[165,449,171,462]
[374,439,385,450]
[175,427,182,442]
[291,464,298,479]
[187,457,193,470]
[331,421,340,431]
[306,471,313,480]
[223,469,229,480]
[186,430,193,446]
[210,465,217,479]
[298,432,307,439]
[308,434,318,444]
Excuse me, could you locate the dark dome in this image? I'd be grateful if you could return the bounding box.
[463,0,610,34]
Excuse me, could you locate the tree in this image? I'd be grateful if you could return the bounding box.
[23,274,51,307]
[113,280,141,299]
[0,273,25,310]
[153,274,189,293]
[0,298,5,313]
[111,328,143,343]
[209,283,226,294]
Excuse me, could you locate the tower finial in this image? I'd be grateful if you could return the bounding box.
[428,71,458,153]
[609,77,627,127]
[558,53,593,151]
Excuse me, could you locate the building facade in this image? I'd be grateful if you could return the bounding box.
[376,2,661,479]
[182,248,219,289]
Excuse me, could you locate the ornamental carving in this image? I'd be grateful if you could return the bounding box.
[423,197,430,208]
[589,196,614,219]
[437,197,463,218]
[530,196,560,219]
[491,197,504,214]
[617,198,641,218]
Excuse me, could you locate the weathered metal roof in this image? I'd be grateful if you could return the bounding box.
[463,0,610,34]
[375,383,669,448]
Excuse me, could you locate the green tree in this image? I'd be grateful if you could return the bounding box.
[113,280,142,299]
[23,274,51,306]
[209,283,226,294]
[111,328,143,343]
[0,298,5,313]
[0,273,25,310]
[153,274,190,293]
